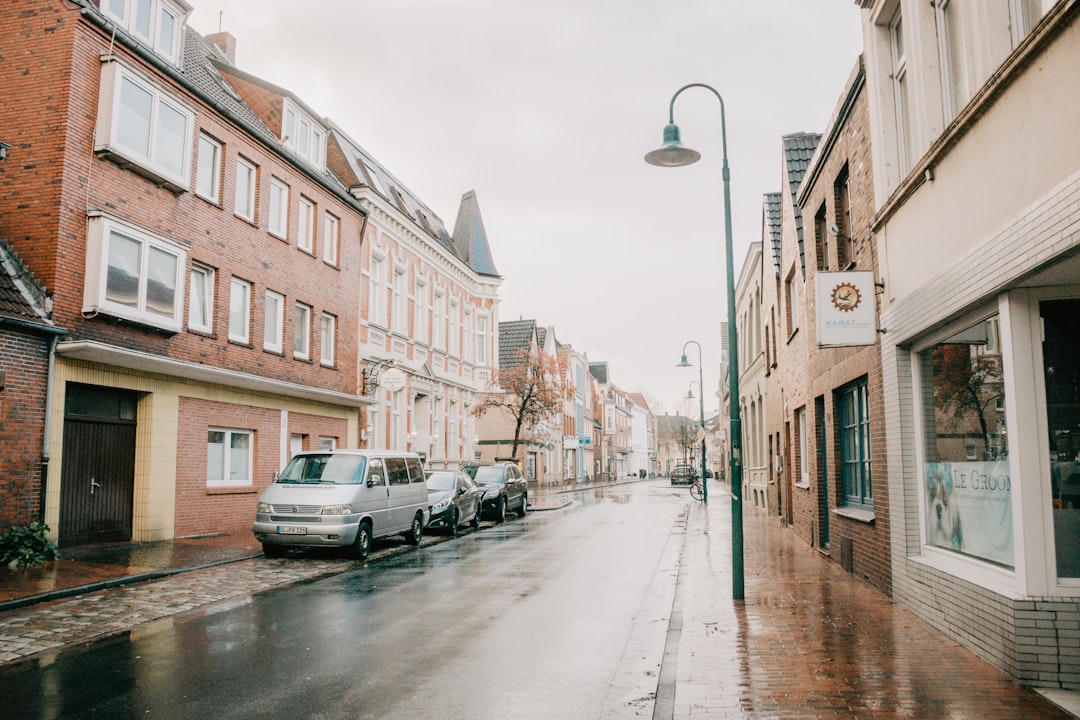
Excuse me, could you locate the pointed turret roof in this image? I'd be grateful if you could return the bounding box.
[452,191,499,277]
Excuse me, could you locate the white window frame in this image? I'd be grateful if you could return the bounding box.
[188,263,214,333]
[475,313,489,365]
[795,406,809,488]
[101,0,186,66]
[449,298,461,357]
[269,177,289,240]
[264,290,284,353]
[206,428,253,487]
[298,196,315,253]
[229,277,251,344]
[433,289,446,351]
[1010,0,1047,46]
[415,279,428,343]
[195,133,221,204]
[234,157,256,222]
[83,214,186,332]
[321,312,336,367]
[294,301,311,360]
[890,9,914,176]
[370,254,387,328]
[280,98,326,169]
[322,211,339,265]
[96,60,194,190]
[392,265,407,333]
[936,0,970,123]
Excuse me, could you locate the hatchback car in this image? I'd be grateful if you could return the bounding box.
[463,462,528,522]
[425,470,482,535]
[670,463,696,485]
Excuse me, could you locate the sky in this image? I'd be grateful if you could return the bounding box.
[187,1,865,418]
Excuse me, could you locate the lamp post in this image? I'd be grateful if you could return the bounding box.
[678,343,708,502]
[647,83,744,601]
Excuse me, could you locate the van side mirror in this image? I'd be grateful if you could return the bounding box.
[272,471,279,482]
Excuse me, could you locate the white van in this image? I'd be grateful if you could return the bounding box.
[253,450,429,559]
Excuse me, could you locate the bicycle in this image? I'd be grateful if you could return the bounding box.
[689,478,705,501]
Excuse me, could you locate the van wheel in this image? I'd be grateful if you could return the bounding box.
[262,543,286,558]
[448,508,459,536]
[405,513,424,545]
[517,493,528,518]
[352,521,372,559]
[470,502,481,528]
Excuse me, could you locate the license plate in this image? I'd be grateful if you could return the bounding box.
[277,526,307,535]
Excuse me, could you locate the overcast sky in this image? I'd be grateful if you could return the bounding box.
[188,1,865,418]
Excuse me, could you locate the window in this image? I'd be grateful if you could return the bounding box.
[294,302,311,359]
[475,313,488,367]
[322,212,339,265]
[298,197,315,253]
[936,0,970,122]
[97,61,193,188]
[814,204,828,271]
[449,299,461,357]
[795,407,809,487]
[280,99,326,169]
[1010,0,1046,46]
[370,255,386,327]
[195,134,221,203]
[839,379,873,510]
[188,263,214,333]
[101,0,185,65]
[890,10,914,175]
[433,290,446,350]
[229,278,251,343]
[392,266,407,332]
[834,164,852,267]
[785,271,799,335]
[207,428,252,487]
[84,214,185,332]
[234,157,256,222]
[415,279,428,343]
[918,315,1012,566]
[318,436,336,451]
[269,178,288,239]
[321,312,335,366]
[264,290,284,353]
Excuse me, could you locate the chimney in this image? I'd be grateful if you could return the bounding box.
[206,31,236,64]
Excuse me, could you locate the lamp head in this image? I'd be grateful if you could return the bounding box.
[686,389,695,399]
[644,123,701,167]
[676,353,691,368]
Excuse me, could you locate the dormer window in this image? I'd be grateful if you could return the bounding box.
[281,99,325,170]
[101,0,188,66]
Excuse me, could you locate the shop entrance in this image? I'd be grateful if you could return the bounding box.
[1042,298,1080,578]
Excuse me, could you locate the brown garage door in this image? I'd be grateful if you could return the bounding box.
[59,384,137,547]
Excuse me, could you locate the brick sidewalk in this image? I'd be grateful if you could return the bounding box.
[660,493,1078,719]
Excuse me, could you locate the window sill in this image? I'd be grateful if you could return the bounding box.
[794,482,811,490]
[833,506,875,524]
[206,486,256,495]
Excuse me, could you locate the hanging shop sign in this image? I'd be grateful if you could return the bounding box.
[815,271,877,347]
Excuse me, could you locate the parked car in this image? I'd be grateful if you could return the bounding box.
[425,470,482,534]
[670,464,696,485]
[253,450,429,559]
[463,462,528,522]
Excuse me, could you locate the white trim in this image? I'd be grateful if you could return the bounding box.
[187,263,214,333]
[294,301,311,360]
[263,289,284,353]
[234,156,256,222]
[269,177,289,240]
[228,277,251,343]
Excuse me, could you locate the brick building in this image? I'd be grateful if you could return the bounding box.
[0,239,65,529]
[0,0,370,544]
[857,0,1080,688]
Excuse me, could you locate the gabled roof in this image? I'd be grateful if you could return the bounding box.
[763,192,783,278]
[0,239,62,334]
[499,319,538,368]
[783,133,821,278]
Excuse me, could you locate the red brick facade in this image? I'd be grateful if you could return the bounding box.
[0,328,52,528]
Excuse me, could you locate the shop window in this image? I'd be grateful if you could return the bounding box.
[919,315,1013,567]
[1042,299,1080,578]
[839,379,872,509]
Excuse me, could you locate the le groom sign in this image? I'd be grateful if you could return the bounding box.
[815,271,877,347]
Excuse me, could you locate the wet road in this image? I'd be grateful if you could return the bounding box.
[3,481,683,720]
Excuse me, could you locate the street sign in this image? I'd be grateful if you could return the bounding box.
[578,437,591,445]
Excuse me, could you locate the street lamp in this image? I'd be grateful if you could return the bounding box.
[648,83,744,601]
[678,343,707,503]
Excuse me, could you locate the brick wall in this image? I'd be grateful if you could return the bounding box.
[0,328,51,528]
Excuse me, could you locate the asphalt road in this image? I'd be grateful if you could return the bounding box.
[3,481,684,720]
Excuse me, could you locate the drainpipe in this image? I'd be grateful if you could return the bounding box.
[40,334,60,523]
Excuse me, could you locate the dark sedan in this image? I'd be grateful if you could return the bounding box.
[463,462,528,523]
[425,471,482,535]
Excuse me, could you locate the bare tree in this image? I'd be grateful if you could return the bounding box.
[473,347,573,462]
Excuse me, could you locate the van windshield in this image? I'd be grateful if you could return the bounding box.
[277,454,366,484]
